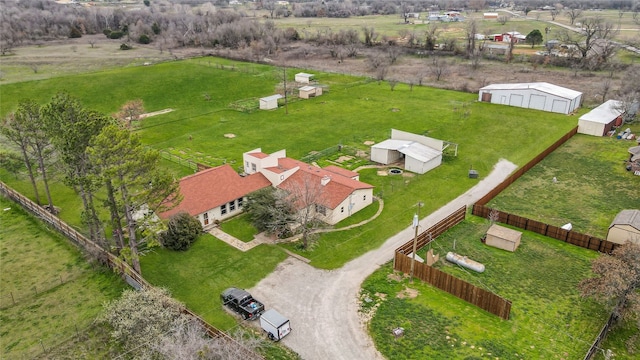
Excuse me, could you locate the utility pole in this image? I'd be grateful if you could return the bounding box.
[410,201,424,282]
[283,64,288,115]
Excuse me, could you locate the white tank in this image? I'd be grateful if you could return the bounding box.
[445,252,485,273]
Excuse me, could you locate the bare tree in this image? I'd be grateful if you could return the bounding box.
[424,24,440,51]
[386,45,401,64]
[431,57,449,81]
[465,19,478,59]
[599,79,612,103]
[279,172,327,249]
[376,64,389,83]
[566,8,583,26]
[362,26,377,47]
[550,9,560,21]
[559,17,618,69]
[116,99,145,128]
[497,15,509,25]
[388,79,398,91]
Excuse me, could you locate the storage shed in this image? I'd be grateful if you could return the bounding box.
[370,129,444,174]
[578,100,624,136]
[485,224,522,252]
[607,210,640,245]
[259,94,283,110]
[299,85,322,99]
[295,72,314,83]
[478,82,583,114]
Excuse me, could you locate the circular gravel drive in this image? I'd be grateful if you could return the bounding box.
[249,160,517,360]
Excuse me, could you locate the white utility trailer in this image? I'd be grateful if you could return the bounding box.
[259,309,291,341]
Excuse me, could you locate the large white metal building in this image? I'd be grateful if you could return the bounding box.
[478,82,583,114]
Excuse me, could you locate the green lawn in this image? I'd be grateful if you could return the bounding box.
[488,132,640,239]
[219,213,258,242]
[363,217,606,359]
[0,196,126,359]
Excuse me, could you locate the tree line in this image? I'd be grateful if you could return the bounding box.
[0,94,181,273]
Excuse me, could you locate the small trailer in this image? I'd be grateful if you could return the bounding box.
[259,309,291,341]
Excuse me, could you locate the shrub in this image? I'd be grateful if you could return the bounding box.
[69,27,82,38]
[109,30,124,39]
[159,212,203,251]
[138,34,151,44]
[120,43,132,50]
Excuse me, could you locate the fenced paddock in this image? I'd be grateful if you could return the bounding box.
[394,206,512,320]
[0,181,263,360]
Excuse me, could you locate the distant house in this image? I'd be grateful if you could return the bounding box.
[405,12,420,19]
[493,31,526,43]
[243,149,374,225]
[484,12,499,19]
[299,85,322,99]
[159,164,271,229]
[478,82,583,114]
[259,94,283,110]
[485,224,522,252]
[295,72,314,83]
[577,100,624,136]
[607,210,640,245]
[370,129,445,174]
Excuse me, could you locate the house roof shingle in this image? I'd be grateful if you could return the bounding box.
[159,164,270,219]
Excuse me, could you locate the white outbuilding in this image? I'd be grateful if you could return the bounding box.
[578,100,624,136]
[298,85,322,99]
[295,72,314,83]
[371,129,444,174]
[478,82,583,114]
[259,94,283,110]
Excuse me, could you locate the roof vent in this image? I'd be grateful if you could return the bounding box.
[321,175,331,186]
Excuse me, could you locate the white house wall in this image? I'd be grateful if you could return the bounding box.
[197,197,245,228]
[322,188,374,225]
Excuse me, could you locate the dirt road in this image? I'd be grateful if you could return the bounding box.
[249,159,517,360]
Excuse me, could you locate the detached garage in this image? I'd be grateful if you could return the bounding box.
[607,210,640,245]
[259,94,283,110]
[478,82,583,114]
[578,100,624,136]
[371,129,444,174]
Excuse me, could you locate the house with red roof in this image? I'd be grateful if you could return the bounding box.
[244,148,374,225]
[160,148,375,229]
[159,164,271,228]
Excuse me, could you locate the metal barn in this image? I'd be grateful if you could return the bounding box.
[478,82,582,114]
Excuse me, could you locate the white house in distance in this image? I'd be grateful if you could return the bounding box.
[607,209,640,245]
[295,72,314,83]
[244,148,373,225]
[159,164,271,228]
[370,129,444,174]
[578,100,624,136]
[478,82,583,115]
[259,94,283,110]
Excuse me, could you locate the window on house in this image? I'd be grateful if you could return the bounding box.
[203,212,209,225]
[221,204,227,215]
[315,204,326,216]
[245,161,249,168]
[363,195,366,201]
[251,163,256,172]
[341,206,344,213]
[237,197,243,208]
[229,200,235,212]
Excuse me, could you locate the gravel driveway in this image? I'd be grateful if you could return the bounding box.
[249,160,517,360]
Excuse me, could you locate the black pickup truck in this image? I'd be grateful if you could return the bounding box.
[220,287,265,320]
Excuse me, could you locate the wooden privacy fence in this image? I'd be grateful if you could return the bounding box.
[472,204,617,254]
[475,127,578,206]
[394,206,512,320]
[394,253,512,320]
[0,181,263,360]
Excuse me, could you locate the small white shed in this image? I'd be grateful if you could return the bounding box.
[578,100,624,136]
[485,224,522,252]
[299,85,322,99]
[370,129,444,174]
[295,72,314,83]
[259,94,283,110]
[607,210,640,245]
[478,82,583,115]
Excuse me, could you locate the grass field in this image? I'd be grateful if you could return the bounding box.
[0,196,127,359]
[363,217,606,359]
[488,133,640,239]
